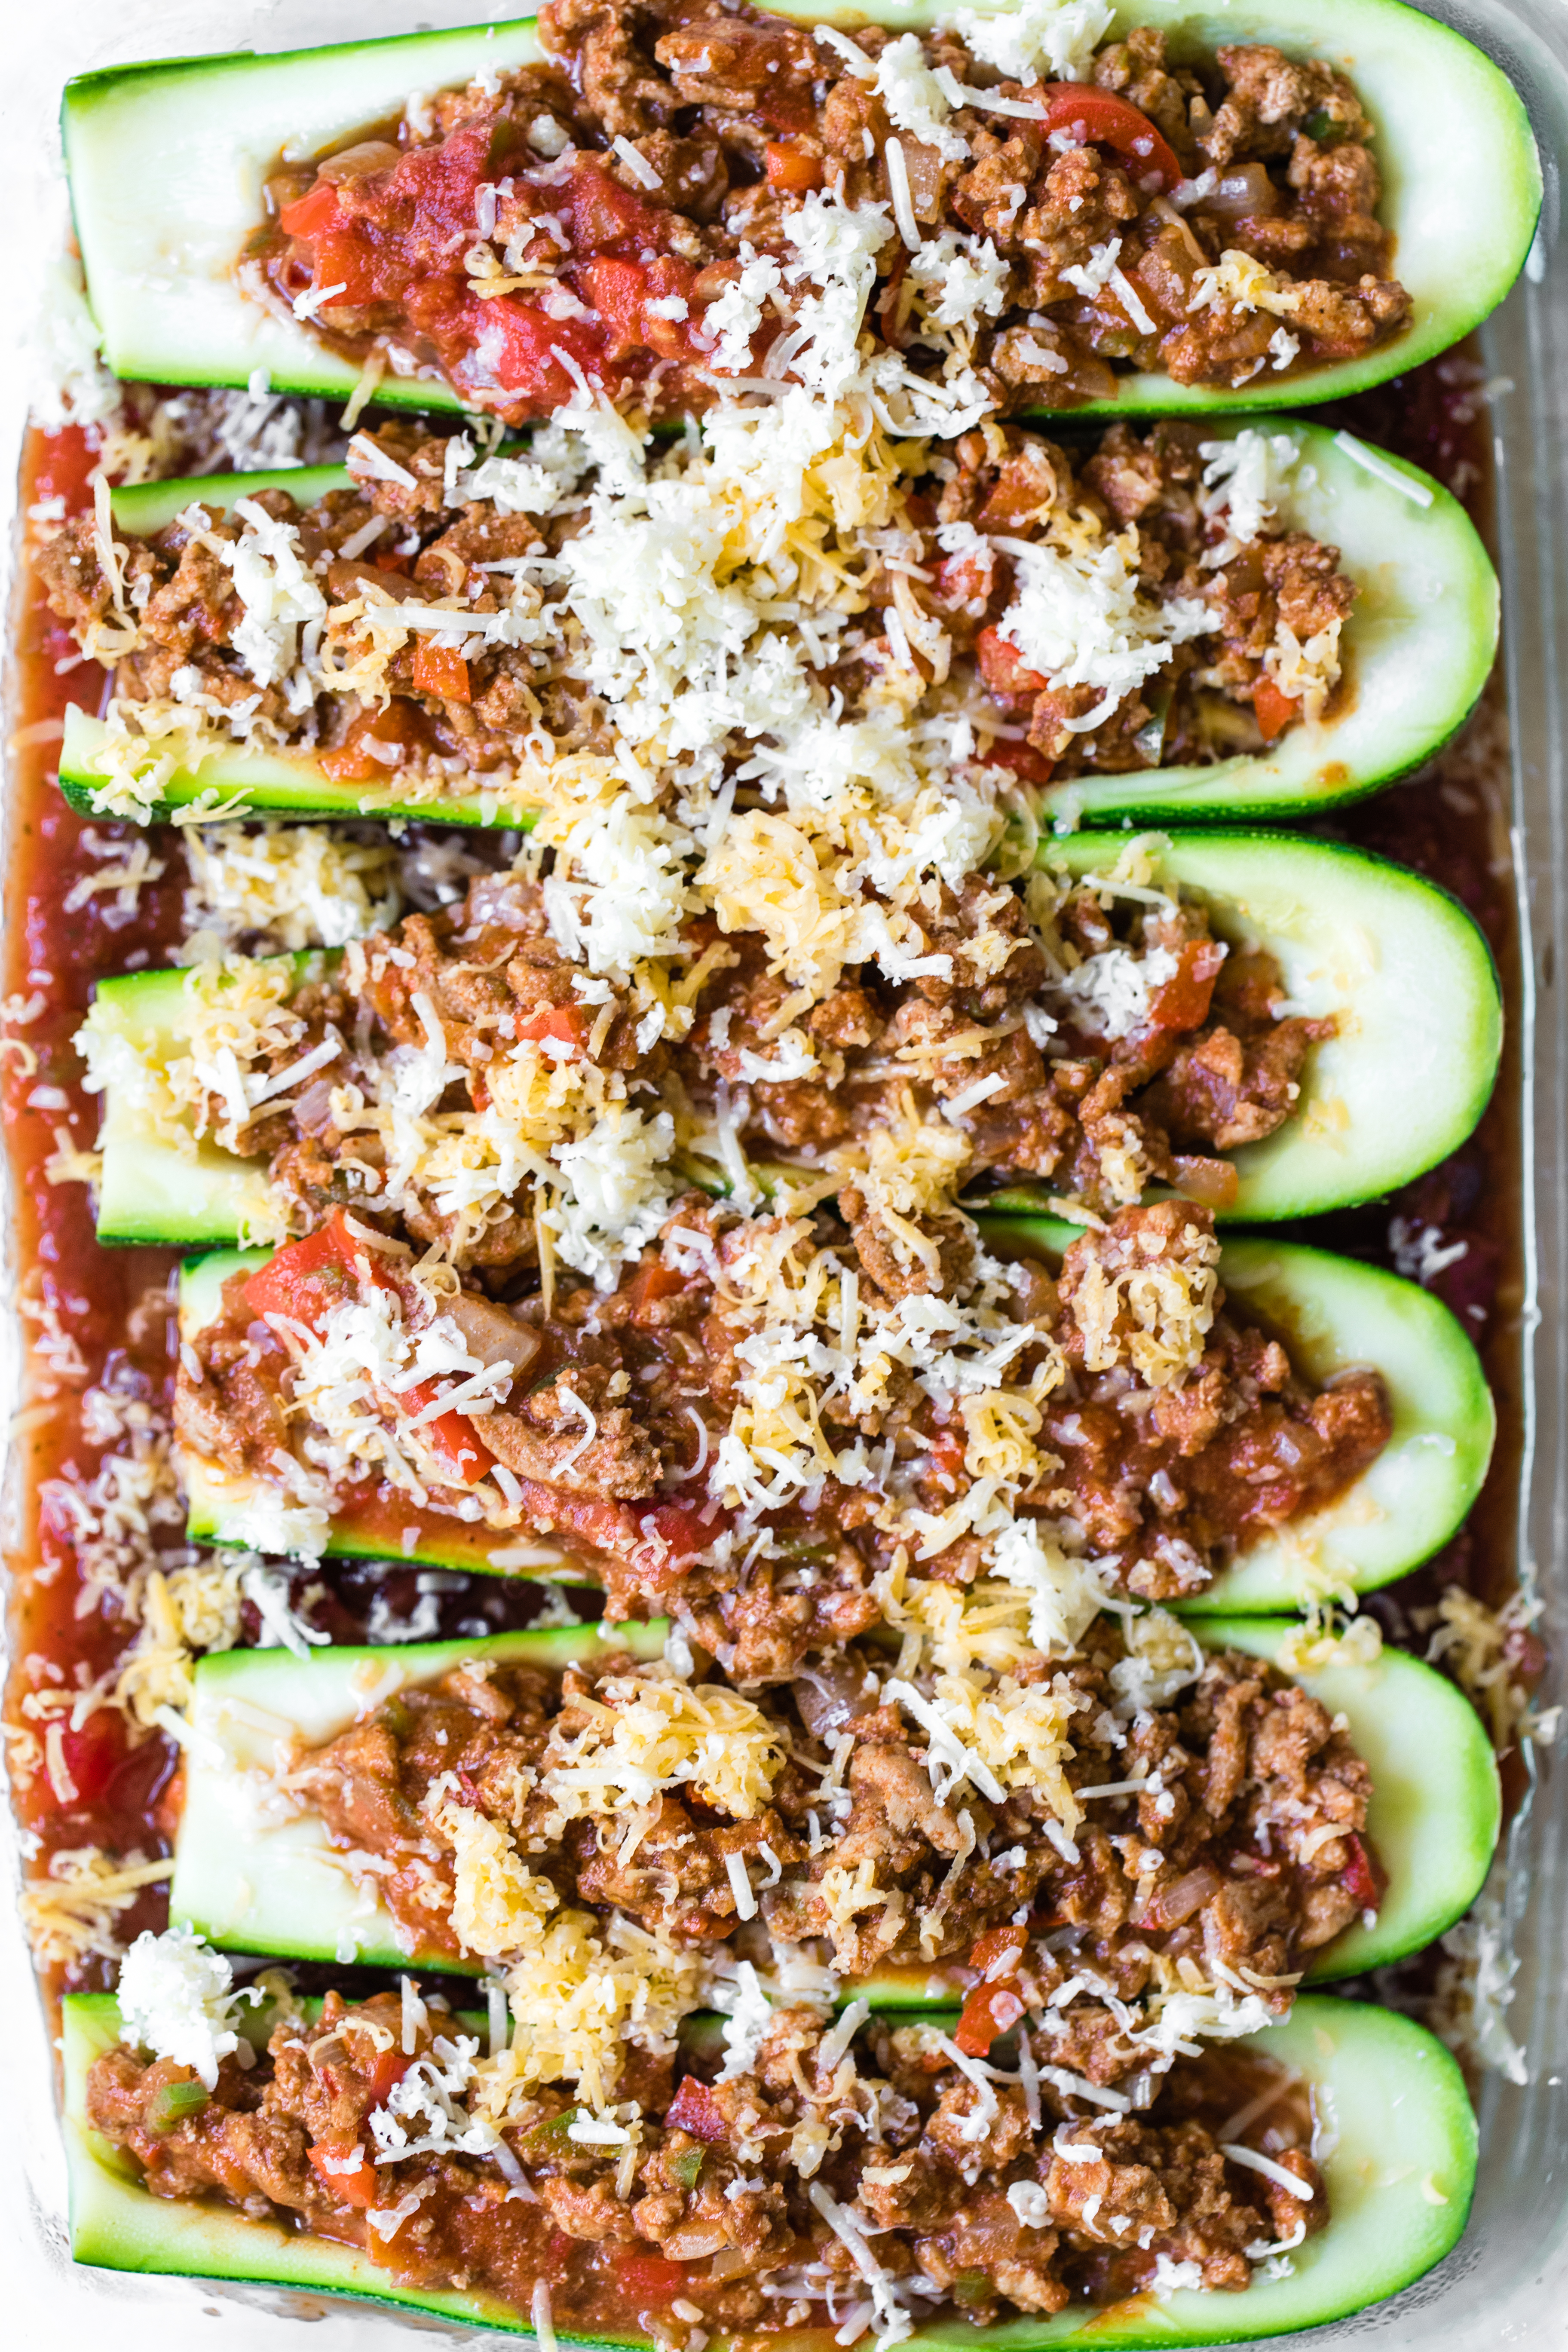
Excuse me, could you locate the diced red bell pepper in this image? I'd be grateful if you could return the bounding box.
[1039,85,1183,190]
[410,641,471,703]
[400,1396,496,1486]
[983,739,1057,787]
[319,699,429,784]
[665,2077,728,2143]
[364,2046,413,2108]
[516,1006,585,1054]
[279,180,345,241]
[1340,1831,1382,1911]
[308,2140,378,2205]
[278,183,389,309]
[620,2251,695,2303]
[765,143,824,193]
[1147,938,1227,1033]
[955,1923,1029,2055]
[1252,674,1299,743]
[954,1981,1027,2057]
[977,625,1049,704]
[967,1923,1029,1979]
[244,1210,396,1337]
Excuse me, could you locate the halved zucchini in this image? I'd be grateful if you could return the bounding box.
[173,1216,1492,1600]
[55,420,1498,830]
[171,1620,665,1969]
[989,830,1503,1223]
[62,1,1538,421]
[87,829,1503,1250]
[856,1611,1497,2002]
[62,19,548,413]
[978,1215,1494,1611]
[166,1616,1498,1983]
[62,1985,1476,2344]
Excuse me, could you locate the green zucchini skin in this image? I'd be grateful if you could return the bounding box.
[977,1217,1495,1611]
[58,423,1498,830]
[61,1,1538,423]
[856,1615,1498,2000]
[166,1615,1497,1985]
[172,1221,1491,1605]
[88,831,1504,1248]
[61,1987,1477,2343]
[996,830,1503,1223]
[62,19,547,413]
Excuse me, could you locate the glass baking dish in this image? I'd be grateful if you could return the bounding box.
[0,0,1564,2342]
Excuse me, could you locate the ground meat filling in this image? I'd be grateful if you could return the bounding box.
[175,1195,1389,1636]
[282,1632,1377,1995]
[116,858,1331,1280]
[87,1991,1326,2328]
[686,869,1335,1211]
[37,415,1357,794]
[251,0,1409,418]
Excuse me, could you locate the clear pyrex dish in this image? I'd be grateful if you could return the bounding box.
[1,0,1565,2344]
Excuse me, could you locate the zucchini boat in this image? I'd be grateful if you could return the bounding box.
[57,466,539,828]
[858,1611,1498,2003]
[61,1,1538,422]
[62,1985,1477,2346]
[172,1222,1491,1598]
[55,425,1501,831]
[990,830,1502,1224]
[166,1615,1498,1982]
[979,1215,1494,1613]
[86,830,1504,1249]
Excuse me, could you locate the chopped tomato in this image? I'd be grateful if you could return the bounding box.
[638,1498,721,1567]
[58,1707,129,1805]
[31,424,101,517]
[244,1210,395,1335]
[1252,674,1299,743]
[977,625,1049,704]
[1147,938,1227,1032]
[983,739,1057,787]
[665,2077,728,2143]
[765,143,823,193]
[954,1980,1027,2057]
[579,254,701,361]
[1039,85,1182,190]
[563,160,662,253]
[1340,1831,1382,1911]
[410,640,471,702]
[308,2140,378,2205]
[453,296,608,408]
